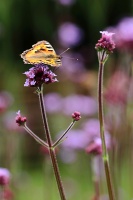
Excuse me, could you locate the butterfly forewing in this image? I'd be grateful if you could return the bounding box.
[21,40,62,67]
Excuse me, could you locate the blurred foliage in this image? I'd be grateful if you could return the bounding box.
[0,0,133,65]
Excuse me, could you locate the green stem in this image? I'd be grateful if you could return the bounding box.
[98,53,116,200]
[38,86,66,200]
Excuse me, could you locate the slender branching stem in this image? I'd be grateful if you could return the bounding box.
[53,121,75,148]
[23,124,48,147]
[98,52,116,200]
[38,85,66,200]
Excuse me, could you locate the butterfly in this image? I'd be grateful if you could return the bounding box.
[20,40,62,67]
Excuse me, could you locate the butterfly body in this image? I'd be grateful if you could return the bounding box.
[21,40,62,67]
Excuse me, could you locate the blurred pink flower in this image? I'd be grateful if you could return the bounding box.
[104,70,129,105]
[44,93,63,113]
[58,22,84,47]
[63,95,97,116]
[82,119,100,137]
[82,119,111,148]
[44,93,97,116]
[3,188,13,200]
[59,129,89,163]
[108,17,133,51]
[0,168,10,186]
[61,130,89,149]
[85,137,102,155]
[56,0,76,6]
[3,111,23,132]
[0,91,14,113]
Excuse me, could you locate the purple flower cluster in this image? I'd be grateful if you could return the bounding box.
[24,64,58,87]
[95,31,115,54]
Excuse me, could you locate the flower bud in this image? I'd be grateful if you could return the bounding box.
[15,110,27,126]
[72,111,81,121]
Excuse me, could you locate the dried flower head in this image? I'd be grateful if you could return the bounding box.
[15,110,27,126]
[24,64,58,87]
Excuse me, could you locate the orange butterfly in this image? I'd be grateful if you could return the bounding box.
[20,40,62,67]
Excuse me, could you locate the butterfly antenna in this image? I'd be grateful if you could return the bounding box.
[60,48,70,56]
[60,48,78,61]
[62,56,78,61]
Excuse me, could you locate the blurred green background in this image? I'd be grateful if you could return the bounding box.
[1,0,133,199]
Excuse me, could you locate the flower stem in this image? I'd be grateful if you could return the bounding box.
[23,124,48,147]
[98,54,116,200]
[93,180,100,200]
[0,186,5,200]
[53,121,75,148]
[38,86,66,200]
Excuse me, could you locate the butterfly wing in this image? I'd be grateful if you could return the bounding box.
[21,41,62,67]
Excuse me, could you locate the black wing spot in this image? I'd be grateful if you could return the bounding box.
[35,48,46,53]
[40,48,46,51]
